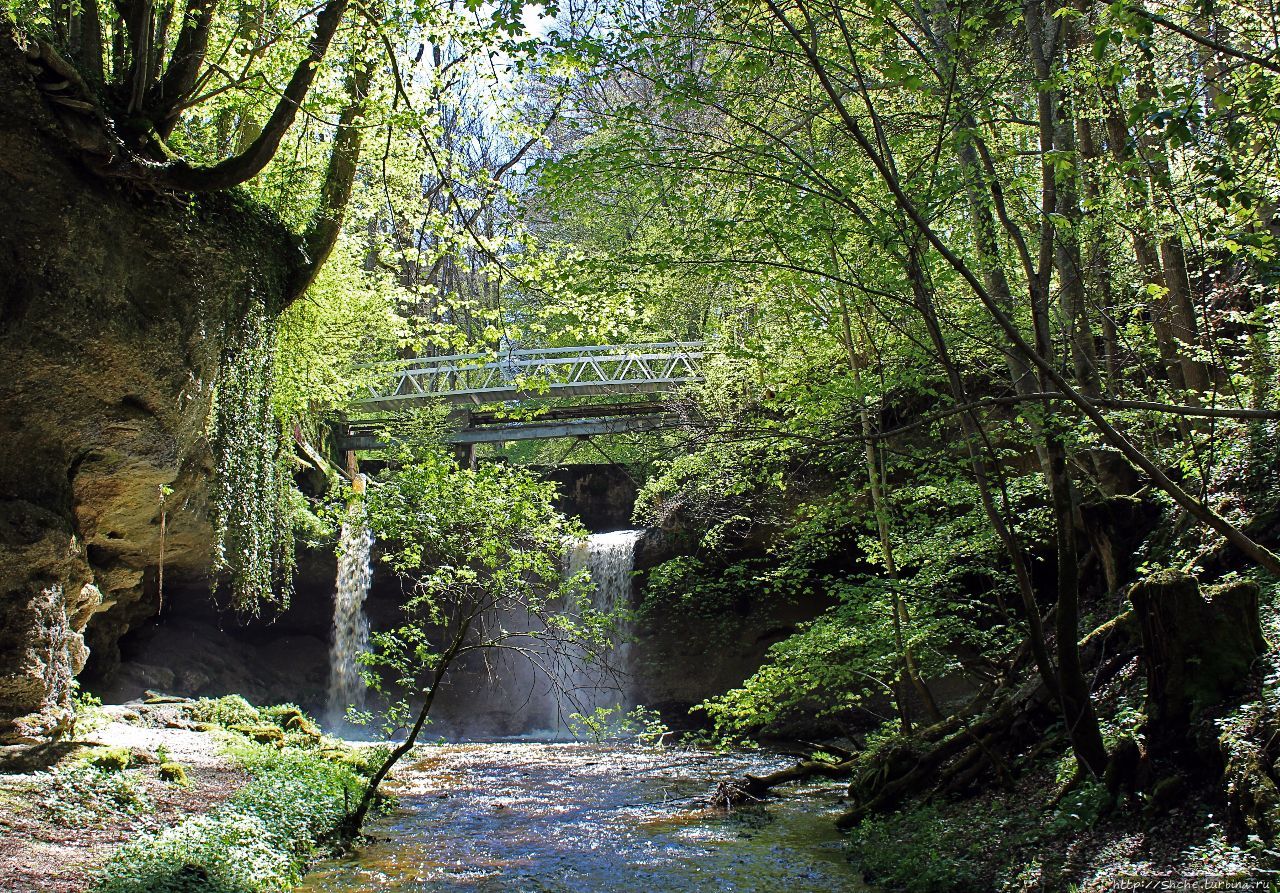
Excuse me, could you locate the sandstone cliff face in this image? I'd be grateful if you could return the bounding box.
[0,33,293,743]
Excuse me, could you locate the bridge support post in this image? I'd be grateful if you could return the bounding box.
[453,442,476,470]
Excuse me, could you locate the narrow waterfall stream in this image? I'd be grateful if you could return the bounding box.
[327,489,374,727]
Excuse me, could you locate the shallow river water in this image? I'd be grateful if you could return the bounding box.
[296,742,869,892]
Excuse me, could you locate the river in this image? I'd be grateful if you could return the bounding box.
[296,742,869,892]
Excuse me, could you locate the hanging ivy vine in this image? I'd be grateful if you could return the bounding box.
[208,296,297,615]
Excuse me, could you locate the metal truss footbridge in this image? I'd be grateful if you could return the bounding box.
[354,342,705,410]
[340,342,706,448]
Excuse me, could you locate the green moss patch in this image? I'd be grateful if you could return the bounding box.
[229,724,286,747]
[84,747,132,772]
[158,762,189,787]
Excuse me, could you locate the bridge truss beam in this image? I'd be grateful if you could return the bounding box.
[355,342,706,411]
[337,412,681,451]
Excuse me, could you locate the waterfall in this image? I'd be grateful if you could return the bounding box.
[559,529,645,723]
[394,528,647,739]
[327,492,373,728]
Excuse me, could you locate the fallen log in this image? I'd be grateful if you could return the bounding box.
[710,758,856,809]
[834,611,1139,828]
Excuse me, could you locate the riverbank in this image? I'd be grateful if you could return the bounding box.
[0,705,871,893]
[2,692,1273,891]
[0,697,379,893]
[0,702,251,892]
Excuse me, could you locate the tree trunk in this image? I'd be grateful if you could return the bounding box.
[841,304,942,729]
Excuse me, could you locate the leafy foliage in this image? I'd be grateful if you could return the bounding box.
[187,695,263,729]
[37,764,151,827]
[208,300,296,615]
[568,705,672,745]
[848,803,995,893]
[355,441,610,736]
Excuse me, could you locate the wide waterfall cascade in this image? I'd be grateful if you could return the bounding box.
[327,487,374,727]
[558,529,645,723]
[388,528,647,738]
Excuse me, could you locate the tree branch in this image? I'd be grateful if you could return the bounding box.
[146,0,220,138]
[763,0,1280,576]
[289,36,376,303]
[100,0,350,191]
[1097,0,1280,74]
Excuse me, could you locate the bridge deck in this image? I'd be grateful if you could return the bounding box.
[339,413,682,450]
[355,342,705,410]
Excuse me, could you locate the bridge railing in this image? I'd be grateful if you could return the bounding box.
[356,342,707,407]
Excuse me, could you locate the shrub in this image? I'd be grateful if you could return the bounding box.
[848,803,996,893]
[1046,780,1111,834]
[319,744,392,777]
[96,813,293,893]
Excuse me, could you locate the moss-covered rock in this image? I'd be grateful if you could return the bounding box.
[285,714,322,740]
[86,746,132,772]
[258,704,323,743]
[158,761,189,786]
[0,33,294,745]
[230,724,286,747]
[319,745,387,777]
[129,748,158,766]
[261,705,305,728]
